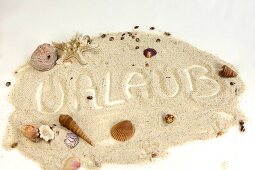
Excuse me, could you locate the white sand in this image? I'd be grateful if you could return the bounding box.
[3,31,245,169]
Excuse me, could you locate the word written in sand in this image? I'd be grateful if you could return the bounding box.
[36,65,221,114]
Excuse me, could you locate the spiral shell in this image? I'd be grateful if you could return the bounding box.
[39,125,55,142]
[64,157,80,170]
[220,65,237,78]
[59,114,94,146]
[110,120,135,142]
[64,133,79,149]
[20,125,39,142]
[30,43,58,71]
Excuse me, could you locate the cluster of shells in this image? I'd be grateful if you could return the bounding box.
[20,124,54,142]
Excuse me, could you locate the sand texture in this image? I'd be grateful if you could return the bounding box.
[3,31,245,169]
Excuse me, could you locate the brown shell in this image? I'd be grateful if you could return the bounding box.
[59,114,94,146]
[164,114,175,124]
[110,120,135,142]
[220,65,237,78]
[143,48,157,58]
[20,125,39,141]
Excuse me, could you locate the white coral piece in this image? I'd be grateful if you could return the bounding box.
[39,125,55,142]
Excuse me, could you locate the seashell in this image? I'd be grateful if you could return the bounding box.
[220,65,237,78]
[39,125,55,142]
[64,133,79,149]
[164,114,175,124]
[20,125,39,142]
[59,114,94,146]
[110,120,135,142]
[30,43,58,71]
[143,48,157,58]
[64,157,80,170]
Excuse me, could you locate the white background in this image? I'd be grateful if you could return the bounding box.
[0,0,255,169]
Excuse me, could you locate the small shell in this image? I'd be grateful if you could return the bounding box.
[164,114,175,124]
[30,43,58,71]
[64,157,80,170]
[110,120,135,142]
[20,125,39,142]
[39,125,55,142]
[143,48,157,58]
[220,65,237,78]
[64,133,79,149]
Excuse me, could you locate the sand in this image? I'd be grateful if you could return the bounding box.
[3,30,245,169]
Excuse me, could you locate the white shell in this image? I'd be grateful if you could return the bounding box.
[39,125,55,142]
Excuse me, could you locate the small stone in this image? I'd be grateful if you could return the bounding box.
[87,96,93,100]
[109,37,114,41]
[132,35,135,39]
[70,77,73,80]
[239,120,244,126]
[150,27,155,30]
[216,131,223,137]
[135,46,139,49]
[122,33,125,36]
[132,64,135,66]
[240,125,245,132]
[6,82,11,87]
[156,39,161,42]
[11,142,18,148]
[230,82,235,85]
[164,114,175,124]
[145,63,149,67]
[164,32,171,36]
[135,38,140,42]
[101,34,106,38]
[134,26,139,29]
[151,152,158,158]
[121,37,124,40]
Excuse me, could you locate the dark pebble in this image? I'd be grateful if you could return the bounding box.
[145,63,149,67]
[143,48,157,58]
[134,26,139,29]
[135,46,139,49]
[135,38,140,42]
[70,77,73,80]
[121,37,124,40]
[109,37,114,41]
[87,96,93,100]
[164,32,171,36]
[230,82,235,85]
[101,34,106,38]
[122,33,125,36]
[132,64,135,66]
[6,82,11,87]
[150,27,155,30]
[156,39,161,42]
[132,35,135,39]
[239,120,244,126]
[11,142,18,148]
[240,125,245,132]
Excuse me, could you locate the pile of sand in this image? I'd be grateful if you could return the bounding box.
[3,30,245,169]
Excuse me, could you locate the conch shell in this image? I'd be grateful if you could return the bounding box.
[110,120,135,142]
[39,125,55,142]
[20,125,39,142]
[30,43,58,71]
[220,65,237,78]
[59,114,94,146]
[64,157,80,170]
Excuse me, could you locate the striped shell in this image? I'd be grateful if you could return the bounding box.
[64,133,79,149]
[110,120,135,142]
[64,157,80,170]
[220,65,237,78]
[30,43,58,71]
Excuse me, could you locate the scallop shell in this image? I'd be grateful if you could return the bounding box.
[64,157,80,170]
[59,114,94,146]
[220,65,237,78]
[143,48,157,58]
[20,125,39,142]
[110,120,135,142]
[39,125,55,142]
[30,43,58,71]
[64,133,79,149]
